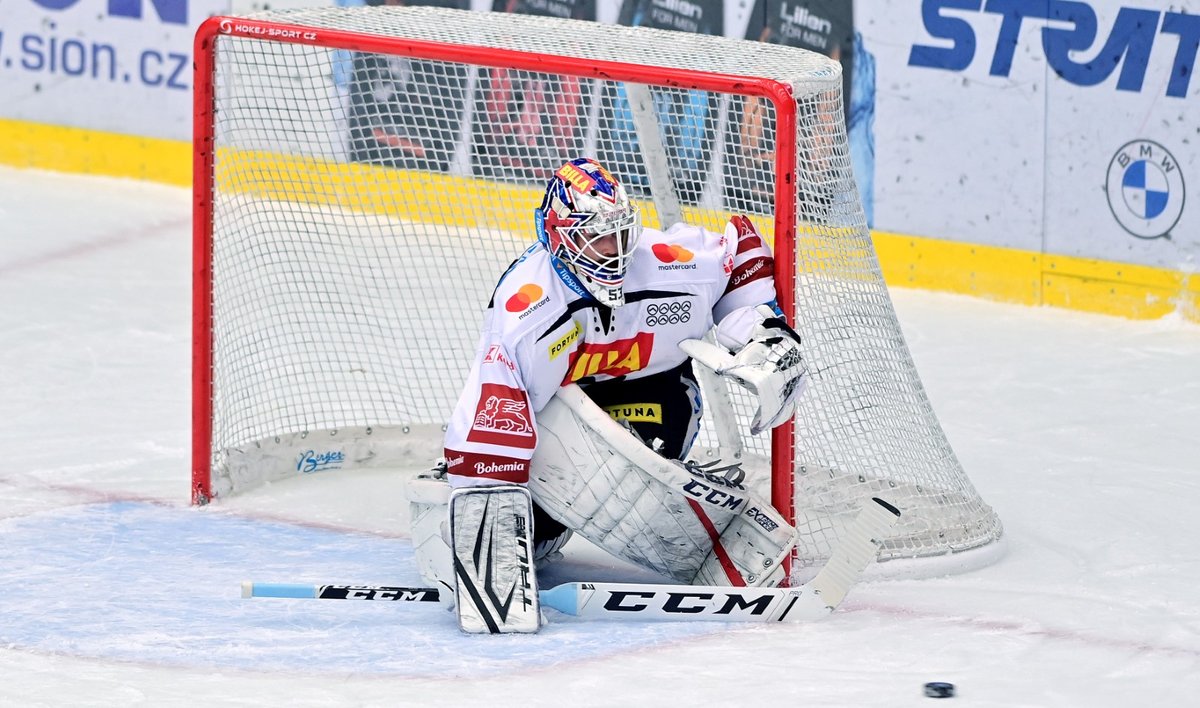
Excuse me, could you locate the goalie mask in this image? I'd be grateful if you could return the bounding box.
[536,158,642,308]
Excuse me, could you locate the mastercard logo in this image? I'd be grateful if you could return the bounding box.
[652,243,694,263]
[505,283,545,312]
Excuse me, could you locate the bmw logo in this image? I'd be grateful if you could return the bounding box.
[1105,140,1185,240]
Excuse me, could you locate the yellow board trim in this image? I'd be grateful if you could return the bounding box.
[2,119,1194,323]
[872,230,1197,323]
[0,118,190,186]
[211,149,733,235]
[1042,254,1199,322]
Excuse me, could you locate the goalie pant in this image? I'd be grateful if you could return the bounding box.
[442,215,781,487]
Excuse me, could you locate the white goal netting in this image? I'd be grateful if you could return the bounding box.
[195,6,1003,579]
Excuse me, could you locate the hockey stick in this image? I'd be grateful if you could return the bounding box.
[683,333,745,461]
[244,584,441,602]
[243,497,900,623]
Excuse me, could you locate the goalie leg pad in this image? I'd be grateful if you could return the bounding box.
[691,500,798,587]
[449,485,541,634]
[531,501,572,563]
[530,391,717,582]
[406,467,455,606]
[529,386,798,585]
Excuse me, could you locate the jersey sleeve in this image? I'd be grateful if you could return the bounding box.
[442,259,575,487]
[712,215,781,349]
[443,330,539,486]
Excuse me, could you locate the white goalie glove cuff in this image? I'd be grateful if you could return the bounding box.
[724,305,808,435]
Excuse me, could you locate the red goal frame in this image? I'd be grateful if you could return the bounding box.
[191,15,800,536]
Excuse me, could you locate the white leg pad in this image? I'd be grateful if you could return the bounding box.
[449,485,541,634]
[529,387,797,586]
[406,469,454,604]
[530,395,712,581]
[692,501,797,587]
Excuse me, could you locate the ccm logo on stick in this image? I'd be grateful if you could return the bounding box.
[317,586,437,601]
[601,590,775,615]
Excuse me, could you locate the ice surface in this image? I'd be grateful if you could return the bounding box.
[1,166,1198,706]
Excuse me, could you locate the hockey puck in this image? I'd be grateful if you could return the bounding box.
[924,682,955,698]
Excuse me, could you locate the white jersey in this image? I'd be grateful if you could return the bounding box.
[444,217,778,485]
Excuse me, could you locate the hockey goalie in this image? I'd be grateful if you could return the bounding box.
[408,158,809,633]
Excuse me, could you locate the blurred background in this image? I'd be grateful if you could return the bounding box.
[1,0,1196,322]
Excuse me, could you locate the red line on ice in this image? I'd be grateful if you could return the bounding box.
[0,218,188,277]
[849,601,1200,659]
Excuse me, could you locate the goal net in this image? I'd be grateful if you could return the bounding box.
[193,6,1003,580]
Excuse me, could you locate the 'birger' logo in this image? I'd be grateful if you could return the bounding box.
[506,283,546,313]
[652,243,694,263]
[564,332,654,383]
[297,449,344,474]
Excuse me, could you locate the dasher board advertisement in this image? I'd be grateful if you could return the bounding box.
[866,0,1197,271]
[0,0,230,140]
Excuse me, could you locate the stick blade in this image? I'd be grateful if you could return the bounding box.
[806,497,902,610]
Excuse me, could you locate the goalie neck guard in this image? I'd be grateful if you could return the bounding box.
[535,158,642,308]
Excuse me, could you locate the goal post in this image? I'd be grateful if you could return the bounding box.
[193,6,1003,581]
